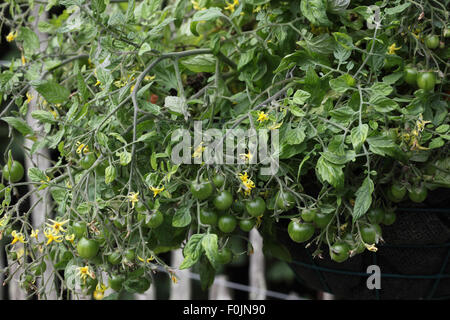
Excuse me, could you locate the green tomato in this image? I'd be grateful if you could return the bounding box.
[390,183,406,202]
[76,237,100,260]
[213,190,233,211]
[417,72,436,91]
[217,248,233,264]
[108,251,122,265]
[212,174,225,188]
[367,208,385,225]
[301,208,318,222]
[3,160,24,183]
[146,211,164,228]
[275,191,296,211]
[425,35,440,49]
[314,212,333,229]
[199,208,218,226]
[408,185,428,203]
[245,197,266,217]
[80,153,96,170]
[329,242,350,263]
[124,249,135,262]
[190,180,213,200]
[72,221,87,239]
[383,211,396,226]
[218,214,237,233]
[287,221,315,243]
[403,66,418,86]
[239,218,255,232]
[360,225,378,244]
[109,274,125,292]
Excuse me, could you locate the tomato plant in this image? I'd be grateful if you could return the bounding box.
[0,0,448,299]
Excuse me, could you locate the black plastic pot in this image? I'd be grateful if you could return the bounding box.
[277,189,450,300]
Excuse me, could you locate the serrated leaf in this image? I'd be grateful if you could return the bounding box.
[202,233,220,270]
[351,124,368,150]
[192,7,224,21]
[105,165,116,184]
[292,90,311,105]
[172,204,192,228]
[1,117,34,136]
[180,234,204,269]
[32,80,70,104]
[28,167,48,182]
[352,176,374,220]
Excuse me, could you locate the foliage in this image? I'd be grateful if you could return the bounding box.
[0,0,449,299]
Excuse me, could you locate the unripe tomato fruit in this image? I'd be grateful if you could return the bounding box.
[217,248,233,264]
[108,251,122,265]
[417,72,436,91]
[408,185,428,203]
[288,221,315,243]
[213,190,233,211]
[218,214,237,233]
[109,274,125,292]
[425,35,440,49]
[212,174,225,188]
[367,208,385,224]
[72,221,87,239]
[190,180,213,200]
[329,242,350,263]
[239,218,255,232]
[77,238,100,260]
[314,212,333,229]
[301,208,318,222]
[360,225,378,244]
[403,66,418,86]
[275,191,296,211]
[199,208,218,226]
[245,197,266,217]
[146,211,164,228]
[80,153,96,170]
[390,183,406,202]
[383,211,396,226]
[3,160,24,183]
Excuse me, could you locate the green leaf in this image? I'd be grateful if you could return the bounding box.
[329,106,356,122]
[284,127,306,145]
[198,259,216,290]
[292,90,311,105]
[32,80,70,104]
[428,137,445,149]
[263,240,292,262]
[164,96,187,116]
[138,43,152,56]
[31,110,58,124]
[139,100,161,115]
[237,48,255,71]
[28,168,48,182]
[329,74,355,93]
[172,204,192,228]
[105,165,117,184]
[321,150,356,165]
[315,156,344,189]
[351,124,369,150]
[370,82,393,96]
[385,2,411,15]
[300,0,331,26]
[201,233,220,269]
[192,7,224,21]
[370,95,398,113]
[180,233,204,269]
[352,176,374,220]
[18,27,40,57]
[181,54,216,73]
[1,117,34,136]
[118,150,132,166]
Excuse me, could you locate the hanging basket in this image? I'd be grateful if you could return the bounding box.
[277,192,450,300]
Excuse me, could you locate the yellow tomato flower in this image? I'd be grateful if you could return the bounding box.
[191,0,206,10]
[46,219,69,234]
[239,151,253,162]
[170,272,178,284]
[150,186,164,197]
[364,243,378,252]
[144,75,156,81]
[225,0,239,13]
[130,84,135,94]
[65,233,75,244]
[416,114,431,133]
[239,171,249,182]
[76,142,89,154]
[257,111,269,122]
[21,54,26,66]
[192,142,206,158]
[77,266,95,282]
[138,255,155,263]
[30,229,39,241]
[11,230,27,245]
[387,43,401,55]
[26,92,33,104]
[242,178,255,196]
[93,283,107,300]
[43,228,63,245]
[6,31,18,42]
[128,191,139,209]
